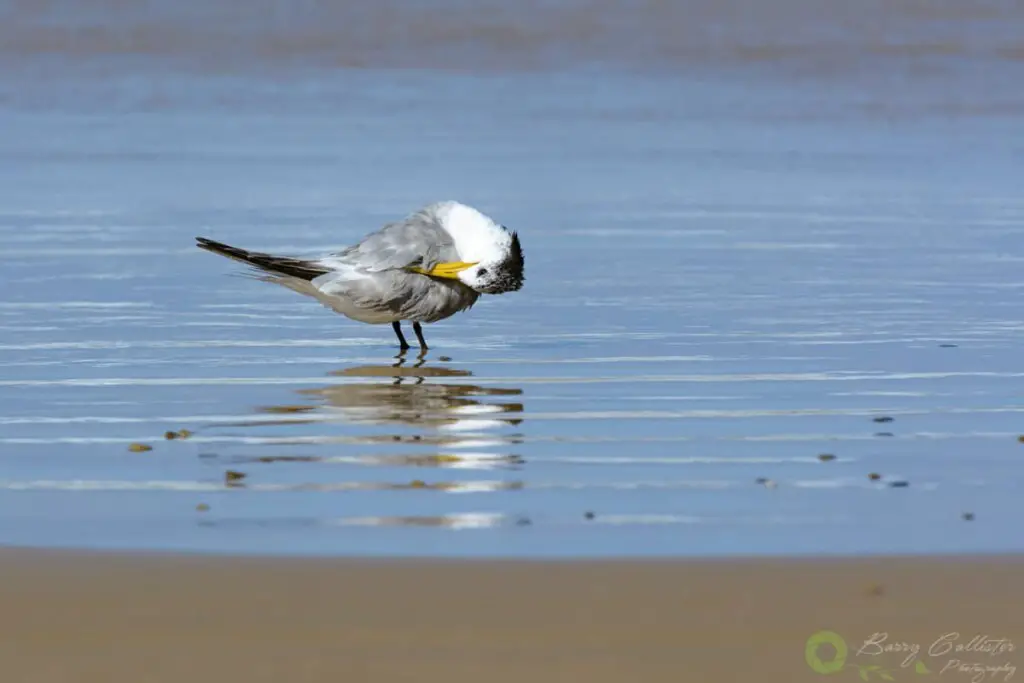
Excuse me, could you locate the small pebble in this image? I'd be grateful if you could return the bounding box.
[128,443,152,453]
[962,512,975,521]
[888,480,909,488]
[225,470,246,483]
[868,472,882,481]
[261,405,312,414]
[873,416,894,423]
[438,356,452,362]
[196,503,210,513]
[584,511,595,520]
[817,453,836,462]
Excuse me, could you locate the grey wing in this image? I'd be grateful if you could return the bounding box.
[318,212,457,273]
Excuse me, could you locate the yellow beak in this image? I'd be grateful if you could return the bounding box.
[410,261,478,280]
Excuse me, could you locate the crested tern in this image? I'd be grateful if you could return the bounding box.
[196,201,525,350]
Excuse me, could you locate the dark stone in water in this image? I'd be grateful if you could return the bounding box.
[261,405,313,414]
[868,472,882,481]
[939,344,958,348]
[888,480,909,488]
[874,432,894,437]
[873,416,894,423]
[584,511,595,520]
[817,453,836,462]
[962,512,975,521]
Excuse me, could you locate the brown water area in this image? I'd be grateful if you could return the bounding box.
[2,0,1022,120]
[2,0,1022,74]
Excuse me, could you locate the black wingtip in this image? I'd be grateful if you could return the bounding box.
[195,236,330,281]
[195,236,248,262]
[196,237,238,256]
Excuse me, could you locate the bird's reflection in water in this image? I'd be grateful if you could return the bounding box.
[309,355,523,432]
[234,353,526,472]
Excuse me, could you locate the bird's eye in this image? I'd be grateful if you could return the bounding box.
[477,268,488,276]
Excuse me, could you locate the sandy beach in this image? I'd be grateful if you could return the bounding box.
[1,549,1021,682]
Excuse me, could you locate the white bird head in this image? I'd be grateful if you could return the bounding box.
[431,201,525,295]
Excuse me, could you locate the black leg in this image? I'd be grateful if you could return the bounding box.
[412,322,428,350]
[392,321,410,351]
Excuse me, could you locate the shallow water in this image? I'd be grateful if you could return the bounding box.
[1,1,1023,557]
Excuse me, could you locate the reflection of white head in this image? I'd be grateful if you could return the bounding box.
[432,201,525,295]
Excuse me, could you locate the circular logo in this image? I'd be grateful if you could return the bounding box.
[806,630,848,674]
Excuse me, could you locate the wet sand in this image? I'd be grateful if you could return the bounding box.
[1,549,1021,682]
